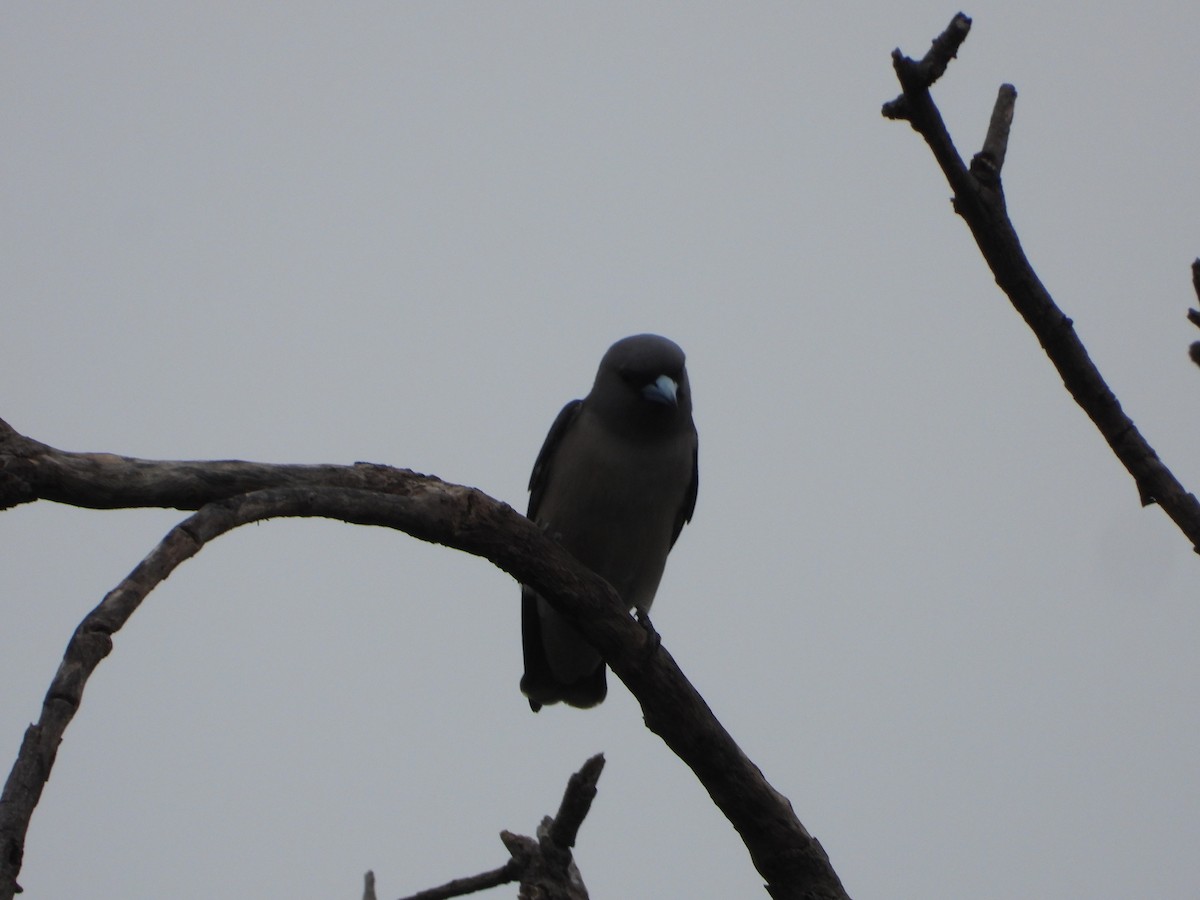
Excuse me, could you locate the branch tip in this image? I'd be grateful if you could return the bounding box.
[971,83,1018,184]
[548,754,607,852]
[881,93,911,121]
[916,11,973,87]
[1189,263,1200,368]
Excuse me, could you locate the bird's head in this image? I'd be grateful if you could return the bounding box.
[590,334,693,434]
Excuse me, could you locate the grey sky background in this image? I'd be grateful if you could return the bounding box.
[3,3,1199,898]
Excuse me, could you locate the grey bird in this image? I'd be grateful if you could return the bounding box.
[520,333,698,711]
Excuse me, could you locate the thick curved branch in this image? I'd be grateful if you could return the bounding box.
[883,15,1200,553]
[0,416,420,511]
[0,426,848,900]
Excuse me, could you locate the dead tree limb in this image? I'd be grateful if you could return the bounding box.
[395,861,520,900]
[0,419,848,900]
[883,13,1200,552]
[1187,259,1200,368]
[386,758,609,897]
[388,755,604,900]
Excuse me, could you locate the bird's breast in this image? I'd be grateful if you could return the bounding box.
[535,421,693,611]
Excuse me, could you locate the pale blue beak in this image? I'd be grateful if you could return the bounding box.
[641,374,679,406]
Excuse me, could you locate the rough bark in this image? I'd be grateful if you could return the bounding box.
[0,417,847,900]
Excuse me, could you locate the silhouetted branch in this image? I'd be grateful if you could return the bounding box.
[881,12,971,122]
[883,15,1200,552]
[0,416,421,512]
[0,422,848,900]
[390,756,605,900]
[1188,259,1200,368]
[971,83,1017,186]
[395,859,519,900]
[547,754,604,853]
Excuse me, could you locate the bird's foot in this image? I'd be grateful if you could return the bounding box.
[635,608,661,657]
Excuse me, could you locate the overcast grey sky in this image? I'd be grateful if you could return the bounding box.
[3,3,1199,898]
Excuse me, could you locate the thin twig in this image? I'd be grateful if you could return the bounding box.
[1188,260,1200,368]
[395,861,519,900]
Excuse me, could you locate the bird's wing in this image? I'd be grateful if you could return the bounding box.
[527,398,583,520]
[670,437,699,548]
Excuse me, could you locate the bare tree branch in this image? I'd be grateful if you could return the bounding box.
[0,426,848,900]
[0,416,418,511]
[395,860,519,900]
[391,755,605,900]
[880,12,971,123]
[1188,259,1200,368]
[546,754,604,855]
[883,15,1200,552]
[972,83,1018,185]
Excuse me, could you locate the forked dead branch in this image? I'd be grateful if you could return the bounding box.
[883,12,1200,552]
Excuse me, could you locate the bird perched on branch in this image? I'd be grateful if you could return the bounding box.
[520,334,698,711]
